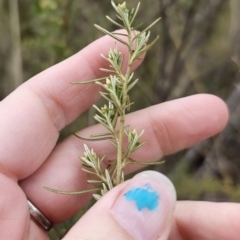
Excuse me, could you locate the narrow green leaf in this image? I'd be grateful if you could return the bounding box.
[87,180,103,184]
[131,141,146,152]
[130,2,140,25]
[127,78,138,92]
[133,22,143,29]
[110,140,118,147]
[112,32,128,37]
[90,132,113,138]
[125,101,134,111]
[94,115,108,127]
[73,133,113,141]
[94,24,129,46]
[99,92,114,105]
[92,104,103,115]
[110,0,119,13]
[95,81,111,92]
[133,17,161,40]
[105,169,114,189]
[81,168,99,176]
[127,72,134,82]
[71,77,107,84]
[106,15,124,28]
[102,183,108,193]
[44,186,101,195]
[100,68,116,73]
[93,194,102,201]
[132,35,159,61]
[127,158,165,165]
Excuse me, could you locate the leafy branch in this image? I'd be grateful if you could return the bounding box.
[45,1,163,201]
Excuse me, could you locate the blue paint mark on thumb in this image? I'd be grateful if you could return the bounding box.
[124,183,160,211]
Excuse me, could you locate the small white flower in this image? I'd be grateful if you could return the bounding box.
[119,2,126,10]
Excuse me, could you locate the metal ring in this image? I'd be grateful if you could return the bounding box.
[27,200,52,231]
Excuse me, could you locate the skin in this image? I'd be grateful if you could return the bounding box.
[0,32,239,240]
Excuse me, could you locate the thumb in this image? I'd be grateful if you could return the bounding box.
[63,171,176,240]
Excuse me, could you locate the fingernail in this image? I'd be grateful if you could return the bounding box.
[110,171,176,240]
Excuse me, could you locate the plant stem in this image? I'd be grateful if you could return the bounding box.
[116,115,124,184]
[116,33,134,184]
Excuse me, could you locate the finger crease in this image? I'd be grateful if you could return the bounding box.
[147,106,174,155]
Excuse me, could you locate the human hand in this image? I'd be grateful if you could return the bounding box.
[0,32,237,240]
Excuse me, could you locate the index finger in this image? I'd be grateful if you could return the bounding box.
[0,31,143,180]
[169,201,240,240]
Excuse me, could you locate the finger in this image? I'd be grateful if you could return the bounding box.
[169,201,240,240]
[0,173,29,240]
[62,171,176,240]
[0,30,142,180]
[20,94,228,223]
[0,174,49,240]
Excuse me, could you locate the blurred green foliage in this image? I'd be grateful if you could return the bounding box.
[169,160,240,201]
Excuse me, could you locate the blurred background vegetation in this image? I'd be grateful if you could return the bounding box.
[1,0,240,239]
